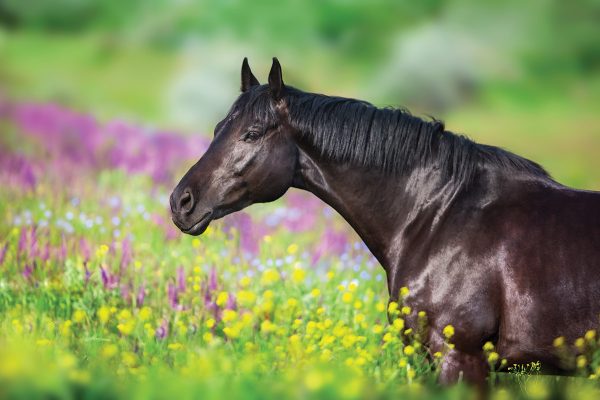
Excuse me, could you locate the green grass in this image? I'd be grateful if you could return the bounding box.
[0,31,174,123]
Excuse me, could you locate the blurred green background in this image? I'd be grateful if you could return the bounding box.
[0,0,598,189]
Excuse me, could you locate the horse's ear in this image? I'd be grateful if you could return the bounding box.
[241,57,259,92]
[268,57,284,100]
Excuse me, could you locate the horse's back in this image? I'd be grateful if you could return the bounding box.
[494,182,600,366]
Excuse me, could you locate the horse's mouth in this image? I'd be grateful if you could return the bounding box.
[181,212,212,236]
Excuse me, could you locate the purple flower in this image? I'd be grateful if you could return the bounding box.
[0,243,8,266]
[100,266,118,290]
[137,283,146,307]
[22,264,34,280]
[177,266,186,292]
[59,235,67,261]
[155,319,169,340]
[167,282,179,310]
[312,228,349,263]
[80,238,90,262]
[209,266,218,292]
[84,262,91,284]
[17,229,27,257]
[120,283,131,302]
[226,293,237,310]
[120,238,132,270]
[41,242,50,263]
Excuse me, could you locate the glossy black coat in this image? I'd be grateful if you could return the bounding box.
[171,58,600,385]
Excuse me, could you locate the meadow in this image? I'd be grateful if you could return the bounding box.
[1,96,600,400]
[0,2,599,396]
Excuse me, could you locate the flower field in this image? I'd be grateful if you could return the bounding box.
[1,98,599,400]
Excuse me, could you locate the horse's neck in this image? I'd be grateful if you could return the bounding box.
[293,143,459,270]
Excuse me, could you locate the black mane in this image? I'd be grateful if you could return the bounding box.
[240,86,550,184]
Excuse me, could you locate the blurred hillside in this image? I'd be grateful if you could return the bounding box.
[0,0,598,188]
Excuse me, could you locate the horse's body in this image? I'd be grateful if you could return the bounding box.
[170,58,600,384]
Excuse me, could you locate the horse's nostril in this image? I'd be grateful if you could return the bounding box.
[179,190,194,214]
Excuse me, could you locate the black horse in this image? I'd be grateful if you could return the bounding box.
[170,58,600,385]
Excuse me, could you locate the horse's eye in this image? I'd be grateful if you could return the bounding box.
[243,130,261,142]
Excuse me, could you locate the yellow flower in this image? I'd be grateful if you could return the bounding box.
[353,300,363,310]
[216,292,229,307]
[73,310,86,323]
[585,330,596,341]
[203,332,213,343]
[222,309,238,323]
[240,312,254,327]
[483,341,495,352]
[139,307,152,321]
[342,292,353,303]
[97,306,111,324]
[320,348,332,361]
[433,351,443,358]
[238,290,257,307]
[261,269,280,285]
[404,345,415,356]
[418,311,426,318]
[240,276,251,288]
[398,358,407,368]
[372,324,384,334]
[401,306,411,316]
[389,318,403,333]
[205,318,215,328]
[553,336,565,347]
[101,344,119,359]
[263,235,272,243]
[118,309,132,321]
[289,334,301,345]
[487,352,499,363]
[575,337,585,351]
[354,313,365,324]
[60,320,72,337]
[399,287,410,298]
[192,238,201,248]
[261,300,274,314]
[577,355,587,369]
[117,320,135,336]
[168,342,183,351]
[310,288,321,298]
[96,244,109,258]
[383,332,395,343]
[376,302,386,312]
[223,324,241,339]
[122,352,136,367]
[388,302,399,314]
[443,325,455,339]
[261,320,277,334]
[291,268,305,283]
[287,243,299,255]
[348,282,358,292]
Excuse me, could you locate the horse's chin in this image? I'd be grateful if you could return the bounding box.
[181,212,213,236]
